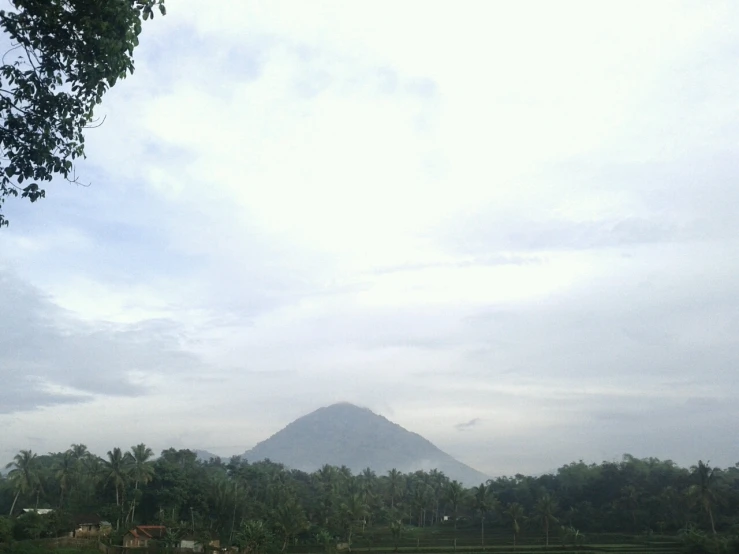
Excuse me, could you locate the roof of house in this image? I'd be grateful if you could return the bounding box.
[22,509,54,515]
[127,525,167,540]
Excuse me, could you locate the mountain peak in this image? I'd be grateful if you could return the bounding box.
[242,403,489,486]
[323,401,368,410]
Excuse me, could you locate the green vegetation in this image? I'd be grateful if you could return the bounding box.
[2,448,739,554]
[0,0,166,227]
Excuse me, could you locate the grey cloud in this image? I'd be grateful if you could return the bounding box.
[454,418,481,431]
[439,151,739,256]
[460,289,739,387]
[0,270,208,413]
[0,377,90,414]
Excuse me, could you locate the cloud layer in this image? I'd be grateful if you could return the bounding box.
[1,0,739,476]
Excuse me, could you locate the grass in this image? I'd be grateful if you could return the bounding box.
[2,547,98,554]
[288,527,684,554]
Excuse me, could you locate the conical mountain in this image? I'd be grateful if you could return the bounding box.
[241,402,489,486]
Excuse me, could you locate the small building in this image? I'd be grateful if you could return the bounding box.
[123,525,167,548]
[73,514,111,538]
[179,538,221,553]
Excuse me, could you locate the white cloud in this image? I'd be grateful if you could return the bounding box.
[1,0,739,476]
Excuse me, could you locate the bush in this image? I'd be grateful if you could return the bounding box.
[0,517,13,544]
[680,528,731,554]
[12,514,48,541]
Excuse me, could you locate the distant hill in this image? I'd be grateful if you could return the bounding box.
[194,449,220,462]
[241,402,489,486]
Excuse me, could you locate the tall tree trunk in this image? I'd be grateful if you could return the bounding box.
[131,481,139,524]
[708,505,716,536]
[9,490,20,516]
[545,519,549,548]
[481,515,485,549]
[230,485,238,545]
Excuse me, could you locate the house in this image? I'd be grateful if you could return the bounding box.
[72,514,111,538]
[179,539,199,551]
[178,538,221,553]
[123,525,167,548]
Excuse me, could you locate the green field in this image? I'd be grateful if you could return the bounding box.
[285,527,685,554]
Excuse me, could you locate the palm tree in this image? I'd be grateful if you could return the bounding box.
[67,444,91,504]
[506,502,525,549]
[534,493,558,548]
[127,443,155,523]
[360,467,376,497]
[359,467,377,527]
[337,466,353,487]
[387,469,402,509]
[410,480,429,527]
[80,454,105,503]
[389,520,402,553]
[55,451,76,508]
[104,448,130,529]
[619,485,640,531]
[162,527,182,549]
[341,492,369,544]
[689,460,720,536]
[273,498,308,552]
[472,483,498,549]
[427,469,448,526]
[236,520,273,554]
[315,529,334,554]
[316,464,338,526]
[445,480,466,531]
[69,444,90,461]
[6,450,40,516]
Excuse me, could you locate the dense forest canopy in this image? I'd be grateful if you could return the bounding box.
[2,446,739,552]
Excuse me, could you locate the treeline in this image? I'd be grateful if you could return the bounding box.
[1,447,738,548]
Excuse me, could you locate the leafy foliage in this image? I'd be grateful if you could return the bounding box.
[0,0,165,227]
[1,448,739,551]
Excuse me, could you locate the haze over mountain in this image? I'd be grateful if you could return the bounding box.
[239,402,489,486]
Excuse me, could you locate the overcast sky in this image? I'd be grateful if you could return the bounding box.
[2,0,739,477]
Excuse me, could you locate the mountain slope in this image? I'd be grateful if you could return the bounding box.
[242,403,489,486]
[194,449,220,462]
